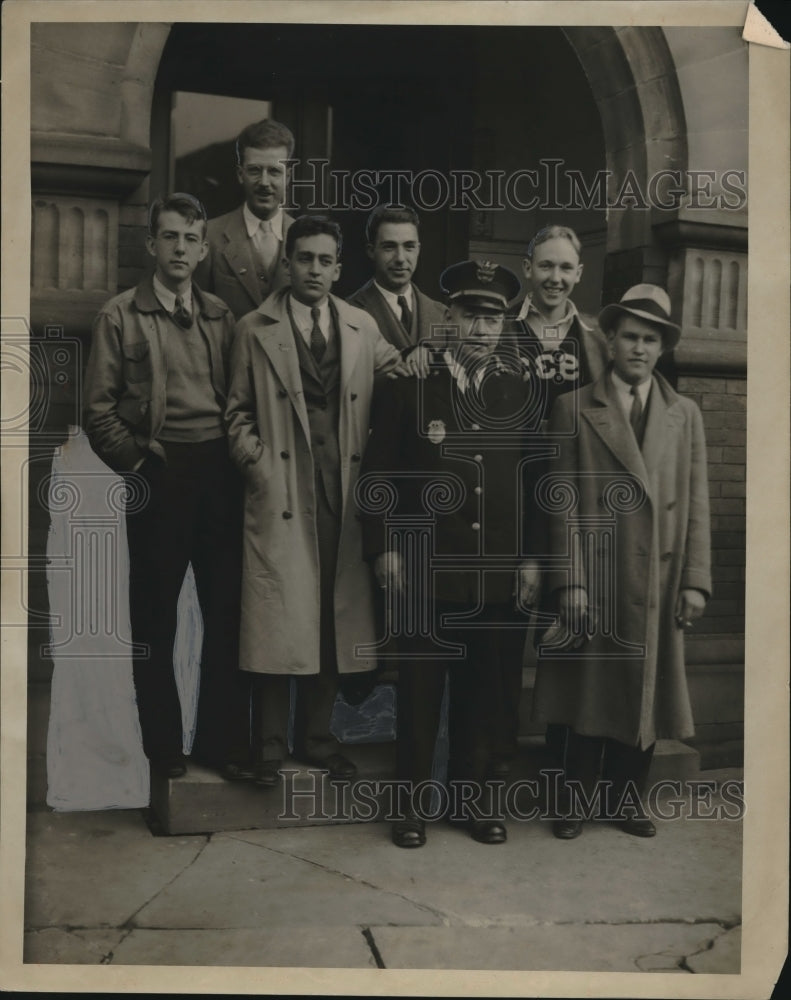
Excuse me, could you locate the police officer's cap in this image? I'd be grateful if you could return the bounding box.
[440,259,521,312]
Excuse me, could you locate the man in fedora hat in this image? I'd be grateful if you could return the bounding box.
[361,259,544,848]
[532,283,711,839]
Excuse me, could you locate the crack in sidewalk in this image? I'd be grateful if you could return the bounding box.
[119,834,213,929]
[224,832,451,923]
[362,927,386,968]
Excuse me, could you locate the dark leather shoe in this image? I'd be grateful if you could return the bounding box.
[254,759,282,787]
[392,813,426,848]
[469,819,507,844]
[620,816,657,838]
[152,754,187,779]
[553,818,583,840]
[220,761,255,781]
[302,752,357,781]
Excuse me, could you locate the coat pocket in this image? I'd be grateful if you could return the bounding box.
[122,340,152,384]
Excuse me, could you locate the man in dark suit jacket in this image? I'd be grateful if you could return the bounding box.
[348,205,446,366]
[361,259,543,849]
[196,119,295,320]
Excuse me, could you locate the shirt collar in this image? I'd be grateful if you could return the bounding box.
[611,369,653,407]
[289,293,330,327]
[152,273,192,314]
[243,203,284,240]
[517,295,589,336]
[374,280,413,313]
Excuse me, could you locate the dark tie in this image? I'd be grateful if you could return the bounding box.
[172,294,192,329]
[310,306,326,363]
[629,385,643,443]
[397,294,412,334]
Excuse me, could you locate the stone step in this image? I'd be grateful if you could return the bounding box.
[150,737,701,836]
[150,743,397,836]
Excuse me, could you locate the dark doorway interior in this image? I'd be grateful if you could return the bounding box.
[152,23,606,303]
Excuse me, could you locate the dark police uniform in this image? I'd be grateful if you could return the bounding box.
[361,260,544,844]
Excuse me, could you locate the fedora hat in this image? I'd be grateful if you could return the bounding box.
[598,284,681,349]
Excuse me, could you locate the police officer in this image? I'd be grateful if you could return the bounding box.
[361,260,543,848]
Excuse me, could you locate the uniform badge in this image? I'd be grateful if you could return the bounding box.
[476,259,498,283]
[427,419,446,444]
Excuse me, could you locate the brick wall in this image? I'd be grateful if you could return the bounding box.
[677,374,746,636]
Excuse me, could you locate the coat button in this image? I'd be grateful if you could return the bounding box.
[471,522,481,531]
[277,389,288,398]
[351,393,358,401]
[474,454,483,462]
[471,423,481,431]
[280,450,290,459]
[351,453,361,462]
[474,486,482,495]
[282,510,293,520]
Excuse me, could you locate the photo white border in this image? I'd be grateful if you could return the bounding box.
[1,2,788,996]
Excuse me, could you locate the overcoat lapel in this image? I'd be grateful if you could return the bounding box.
[582,376,649,486]
[640,375,684,477]
[337,302,362,397]
[253,302,311,447]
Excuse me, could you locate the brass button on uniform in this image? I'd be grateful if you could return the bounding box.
[471,423,481,431]
[472,522,481,531]
[474,454,483,462]
[474,486,482,495]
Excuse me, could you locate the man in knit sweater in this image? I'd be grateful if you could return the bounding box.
[84,193,250,781]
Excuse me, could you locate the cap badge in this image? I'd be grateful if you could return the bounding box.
[427,419,446,444]
[475,259,498,284]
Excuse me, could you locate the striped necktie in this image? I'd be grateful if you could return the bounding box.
[310,306,326,363]
[172,294,192,329]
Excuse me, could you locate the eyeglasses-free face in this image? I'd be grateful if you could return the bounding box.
[237,145,290,220]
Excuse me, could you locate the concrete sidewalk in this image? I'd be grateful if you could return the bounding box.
[23,769,742,973]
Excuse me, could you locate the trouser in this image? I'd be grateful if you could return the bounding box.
[125,438,250,765]
[251,474,341,762]
[396,602,526,817]
[557,726,656,820]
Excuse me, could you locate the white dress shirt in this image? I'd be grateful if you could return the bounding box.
[289,294,331,347]
[243,203,284,242]
[153,274,192,314]
[611,369,653,421]
[374,280,414,321]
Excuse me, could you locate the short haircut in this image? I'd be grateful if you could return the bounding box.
[235,119,295,164]
[148,193,207,238]
[525,224,582,261]
[285,215,343,260]
[365,204,420,245]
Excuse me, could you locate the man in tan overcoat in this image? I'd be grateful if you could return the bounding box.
[532,284,711,839]
[225,215,409,786]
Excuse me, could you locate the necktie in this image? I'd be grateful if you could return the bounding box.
[310,306,326,363]
[256,220,279,272]
[172,294,192,329]
[629,384,643,443]
[397,294,412,333]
